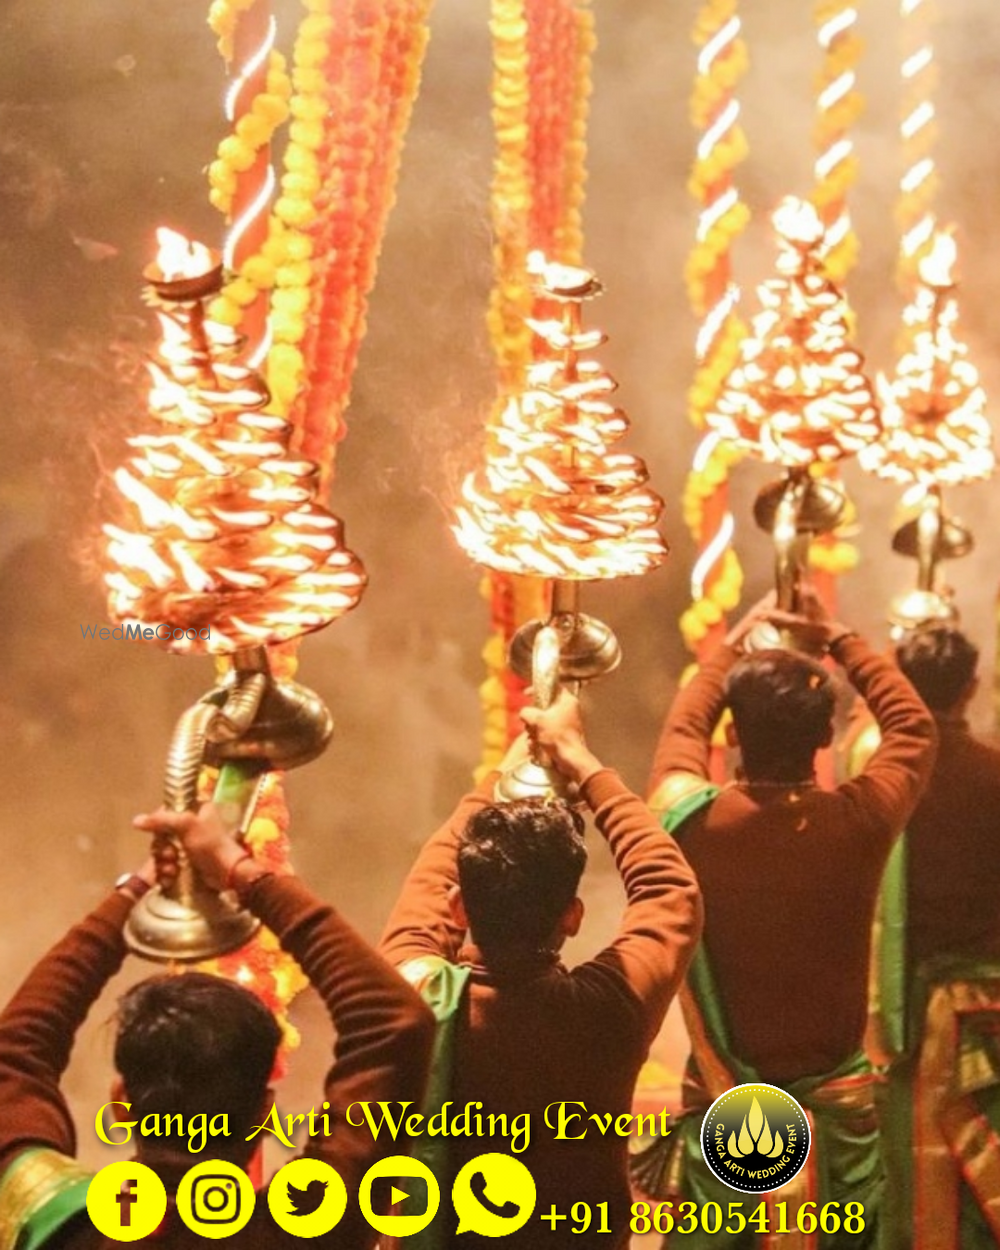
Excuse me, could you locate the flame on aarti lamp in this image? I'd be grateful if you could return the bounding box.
[860,227,993,488]
[104,233,366,655]
[918,229,957,288]
[452,254,667,580]
[154,228,216,282]
[708,197,881,466]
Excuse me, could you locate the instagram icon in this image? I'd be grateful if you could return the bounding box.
[193,1176,241,1223]
[177,1161,255,1238]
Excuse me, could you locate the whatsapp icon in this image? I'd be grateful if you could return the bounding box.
[452,1154,536,1237]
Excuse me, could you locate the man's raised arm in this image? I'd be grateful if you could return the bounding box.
[378,775,498,969]
[0,875,151,1174]
[524,692,703,1043]
[648,595,775,804]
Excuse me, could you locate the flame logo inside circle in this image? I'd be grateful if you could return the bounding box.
[727,1097,784,1159]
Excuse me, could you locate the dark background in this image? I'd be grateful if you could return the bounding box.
[1,0,998,1190]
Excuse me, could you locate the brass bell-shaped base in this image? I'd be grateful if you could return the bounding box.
[753,472,847,537]
[205,675,333,771]
[887,588,959,633]
[742,619,791,654]
[508,613,621,685]
[891,513,973,563]
[493,758,578,804]
[126,881,259,963]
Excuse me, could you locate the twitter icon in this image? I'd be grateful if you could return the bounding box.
[288,1178,328,1217]
[267,1161,346,1237]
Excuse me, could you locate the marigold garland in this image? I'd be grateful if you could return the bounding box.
[808,0,866,586]
[680,0,749,655]
[259,0,434,494]
[206,0,290,358]
[810,0,864,283]
[200,1,305,1053]
[208,0,260,62]
[194,0,432,1049]
[478,0,595,773]
[896,0,939,286]
[300,0,434,481]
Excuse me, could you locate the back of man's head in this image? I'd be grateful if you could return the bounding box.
[458,799,587,954]
[114,972,281,1151]
[895,625,979,712]
[725,649,835,781]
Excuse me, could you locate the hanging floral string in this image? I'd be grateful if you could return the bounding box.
[207,0,291,358]
[810,0,864,282]
[192,0,432,1051]
[679,0,749,654]
[479,0,595,774]
[896,0,939,286]
[807,0,866,583]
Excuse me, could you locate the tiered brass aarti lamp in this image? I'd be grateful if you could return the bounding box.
[104,230,366,960]
[859,229,993,630]
[454,253,668,798]
[708,198,882,648]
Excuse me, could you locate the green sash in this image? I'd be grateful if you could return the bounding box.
[630,784,881,1248]
[398,956,471,1250]
[0,1148,92,1250]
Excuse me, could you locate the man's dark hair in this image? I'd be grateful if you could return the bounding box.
[114,972,281,1149]
[895,626,979,712]
[458,799,587,952]
[725,649,835,782]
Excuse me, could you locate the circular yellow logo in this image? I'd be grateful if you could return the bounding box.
[267,1158,347,1237]
[86,1162,167,1242]
[358,1155,441,1238]
[175,1159,255,1238]
[701,1083,811,1193]
[451,1153,537,1237]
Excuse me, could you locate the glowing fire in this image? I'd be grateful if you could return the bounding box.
[861,228,993,488]
[154,228,216,281]
[453,255,667,580]
[104,235,366,655]
[917,229,957,289]
[708,197,881,466]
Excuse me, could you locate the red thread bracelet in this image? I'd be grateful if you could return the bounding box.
[224,851,254,893]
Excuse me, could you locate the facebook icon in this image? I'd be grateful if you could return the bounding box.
[116,1178,139,1227]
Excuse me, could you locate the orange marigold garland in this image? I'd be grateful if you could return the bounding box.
[479,0,595,775]
[195,0,433,1049]
[301,0,434,481]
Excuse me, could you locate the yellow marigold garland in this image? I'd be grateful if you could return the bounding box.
[487,0,534,394]
[208,56,291,220]
[810,0,864,284]
[208,0,260,62]
[264,1,332,415]
[809,0,866,583]
[680,0,749,655]
[896,0,939,286]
